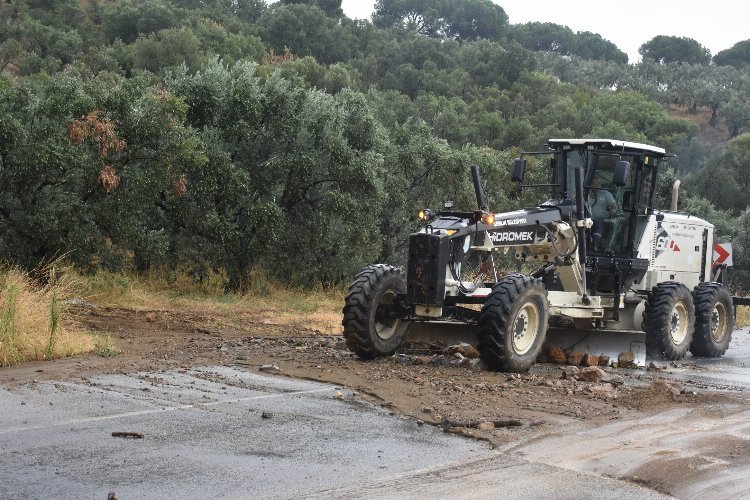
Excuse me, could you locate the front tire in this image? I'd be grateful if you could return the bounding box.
[690,283,734,357]
[643,282,695,360]
[342,265,408,359]
[477,273,549,372]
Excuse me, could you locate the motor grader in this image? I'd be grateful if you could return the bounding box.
[342,139,744,372]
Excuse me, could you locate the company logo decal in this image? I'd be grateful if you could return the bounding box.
[655,226,680,258]
[489,231,534,244]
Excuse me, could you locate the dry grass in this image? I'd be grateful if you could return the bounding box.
[0,268,94,366]
[76,269,344,335]
[736,305,750,328]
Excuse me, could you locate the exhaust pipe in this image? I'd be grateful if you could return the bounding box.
[671,180,681,211]
[471,165,487,211]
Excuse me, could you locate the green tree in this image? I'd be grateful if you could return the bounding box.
[574,31,628,63]
[279,0,343,18]
[510,22,576,55]
[713,39,750,68]
[639,35,711,65]
[373,0,444,36]
[439,0,508,41]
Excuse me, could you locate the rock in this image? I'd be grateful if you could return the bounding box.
[469,358,485,372]
[618,352,635,368]
[576,366,606,382]
[647,362,663,371]
[446,343,480,359]
[421,406,434,414]
[561,366,580,380]
[333,339,348,351]
[333,390,345,400]
[261,411,273,419]
[259,364,281,373]
[589,383,616,399]
[602,374,625,387]
[66,298,97,309]
[107,492,119,500]
[567,351,586,366]
[145,312,157,323]
[652,379,683,396]
[583,354,599,367]
[477,421,495,432]
[548,346,567,365]
[598,355,610,367]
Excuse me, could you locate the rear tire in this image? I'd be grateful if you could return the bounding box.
[342,265,408,359]
[643,282,695,360]
[477,273,549,372]
[690,283,734,357]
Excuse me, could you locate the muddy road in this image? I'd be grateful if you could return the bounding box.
[1,305,749,498]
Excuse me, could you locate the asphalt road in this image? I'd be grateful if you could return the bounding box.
[0,366,664,499]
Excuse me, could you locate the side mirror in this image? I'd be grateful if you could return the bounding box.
[613,160,631,187]
[511,158,526,182]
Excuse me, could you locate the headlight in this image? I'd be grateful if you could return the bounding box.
[417,209,435,221]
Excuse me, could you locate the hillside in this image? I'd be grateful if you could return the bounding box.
[0,0,749,288]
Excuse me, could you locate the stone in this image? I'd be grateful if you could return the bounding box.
[333,339,348,351]
[583,354,599,367]
[598,355,610,367]
[602,374,625,387]
[561,366,580,380]
[261,411,273,419]
[446,343,480,359]
[652,379,683,396]
[548,346,568,365]
[421,406,434,414]
[567,351,586,366]
[259,364,281,373]
[469,358,484,372]
[477,421,495,431]
[333,390,345,400]
[589,383,616,399]
[618,352,635,368]
[576,366,606,383]
[145,312,157,322]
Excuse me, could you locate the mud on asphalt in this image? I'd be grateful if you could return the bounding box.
[2,305,749,497]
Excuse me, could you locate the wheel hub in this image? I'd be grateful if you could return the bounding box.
[710,303,727,341]
[374,290,401,341]
[670,302,689,345]
[512,303,539,355]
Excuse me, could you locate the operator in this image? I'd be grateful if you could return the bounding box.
[588,176,617,251]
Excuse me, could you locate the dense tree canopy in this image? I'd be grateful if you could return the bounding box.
[509,22,627,63]
[714,39,750,69]
[639,35,711,65]
[373,0,508,41]
[0,0,749,289]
